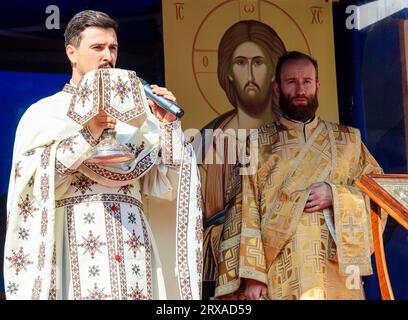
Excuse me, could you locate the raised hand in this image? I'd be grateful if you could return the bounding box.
[148,85,177,123]
[86,111,117,139]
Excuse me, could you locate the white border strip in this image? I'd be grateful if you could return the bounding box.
[356,0,408,30]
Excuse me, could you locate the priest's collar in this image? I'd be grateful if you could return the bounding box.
[62,80,77,95]
[278,114,319,132]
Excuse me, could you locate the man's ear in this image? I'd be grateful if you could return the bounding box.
[316,80,320,95]
[66,44,77,66]
[272,80,280,98]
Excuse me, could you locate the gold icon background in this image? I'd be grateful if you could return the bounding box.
[163,0,339,130]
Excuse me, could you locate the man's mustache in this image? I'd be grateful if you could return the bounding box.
[98,62,114,69]
[244,81,260,91]
[291,94,309,101]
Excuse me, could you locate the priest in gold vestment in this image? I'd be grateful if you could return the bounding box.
[214,51,387,300]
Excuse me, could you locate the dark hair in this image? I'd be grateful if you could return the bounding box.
[217,20,286,108]
[275,51,319,84]
[64,10,118,47]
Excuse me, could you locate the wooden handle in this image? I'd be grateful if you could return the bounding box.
[371,200,394,300]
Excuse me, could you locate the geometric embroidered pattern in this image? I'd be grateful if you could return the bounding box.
[101,70,146,123]
[37,242,46,271]
[55,159,75,176]
[304,240,326,274]
[70,174,96,195]
[66,206,82,300]
[195,216,203,242]
[14,161,22,180]
[196,247,203,274]
[124,142,145,158]
[103,203,120,300]
[128,212,137,224]
[18,228,29,241]
[76,79,92,108]
[80,127,100,147]
[132,264,141,276]
[31,276,42,300]
[125,230,144,257]
[78,231,106,259]
[67,71,99,125]
[7,282,19,295]
[83,212,96,224]
[274,246,295,284]
[58,136,78,154]
[84,283,110,300]
[160,120,181,166]
[83,148,158,182]
[196,185,203,212]
[40,208,48,237]
[88,265,100,277]
[6,247,33,275]
[110,202,128,300]
[56,194,143,210]
[139,212,153,299]
[176,146,193,300]
[18,194,38,222]
[49,245,57,300]
[62,83,76,95]
[118,184,134,195]
[223,202,242,240]
[40,174,50,201]
[128,283,147,300]
[112,75,130,104]
[134,141,146,158]
[40,146,51,169]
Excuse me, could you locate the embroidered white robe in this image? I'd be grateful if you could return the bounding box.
[4,83,202,300]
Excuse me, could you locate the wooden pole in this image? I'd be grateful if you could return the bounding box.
[370,200,394,300]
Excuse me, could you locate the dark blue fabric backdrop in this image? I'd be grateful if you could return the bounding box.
[334,4,408,299]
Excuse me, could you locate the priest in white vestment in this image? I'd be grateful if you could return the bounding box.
[3,10,202,300]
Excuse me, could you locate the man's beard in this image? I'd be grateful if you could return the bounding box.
[236,81,272,117]
[279,92,318,122]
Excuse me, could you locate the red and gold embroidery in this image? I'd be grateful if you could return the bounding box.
[40,208,48,237]
[76,79,92,108]
[55,159,75,176]
[128,283,147,300]
[6,247,33,275]
[176,146,193,300]
[56,194,143,210]
[71,174,96,195]
[15,161,22,180]
[118,184,134,195]
[18,194,38,222]
[84,283,110,300]
[41,146,51,169]
[79,230,106,259]
[40,174,49,201]
[125,230,144,257]
[37,242,46,271]
[58,136,78,154]
[112,75,130,103]
[31,276,42,300]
